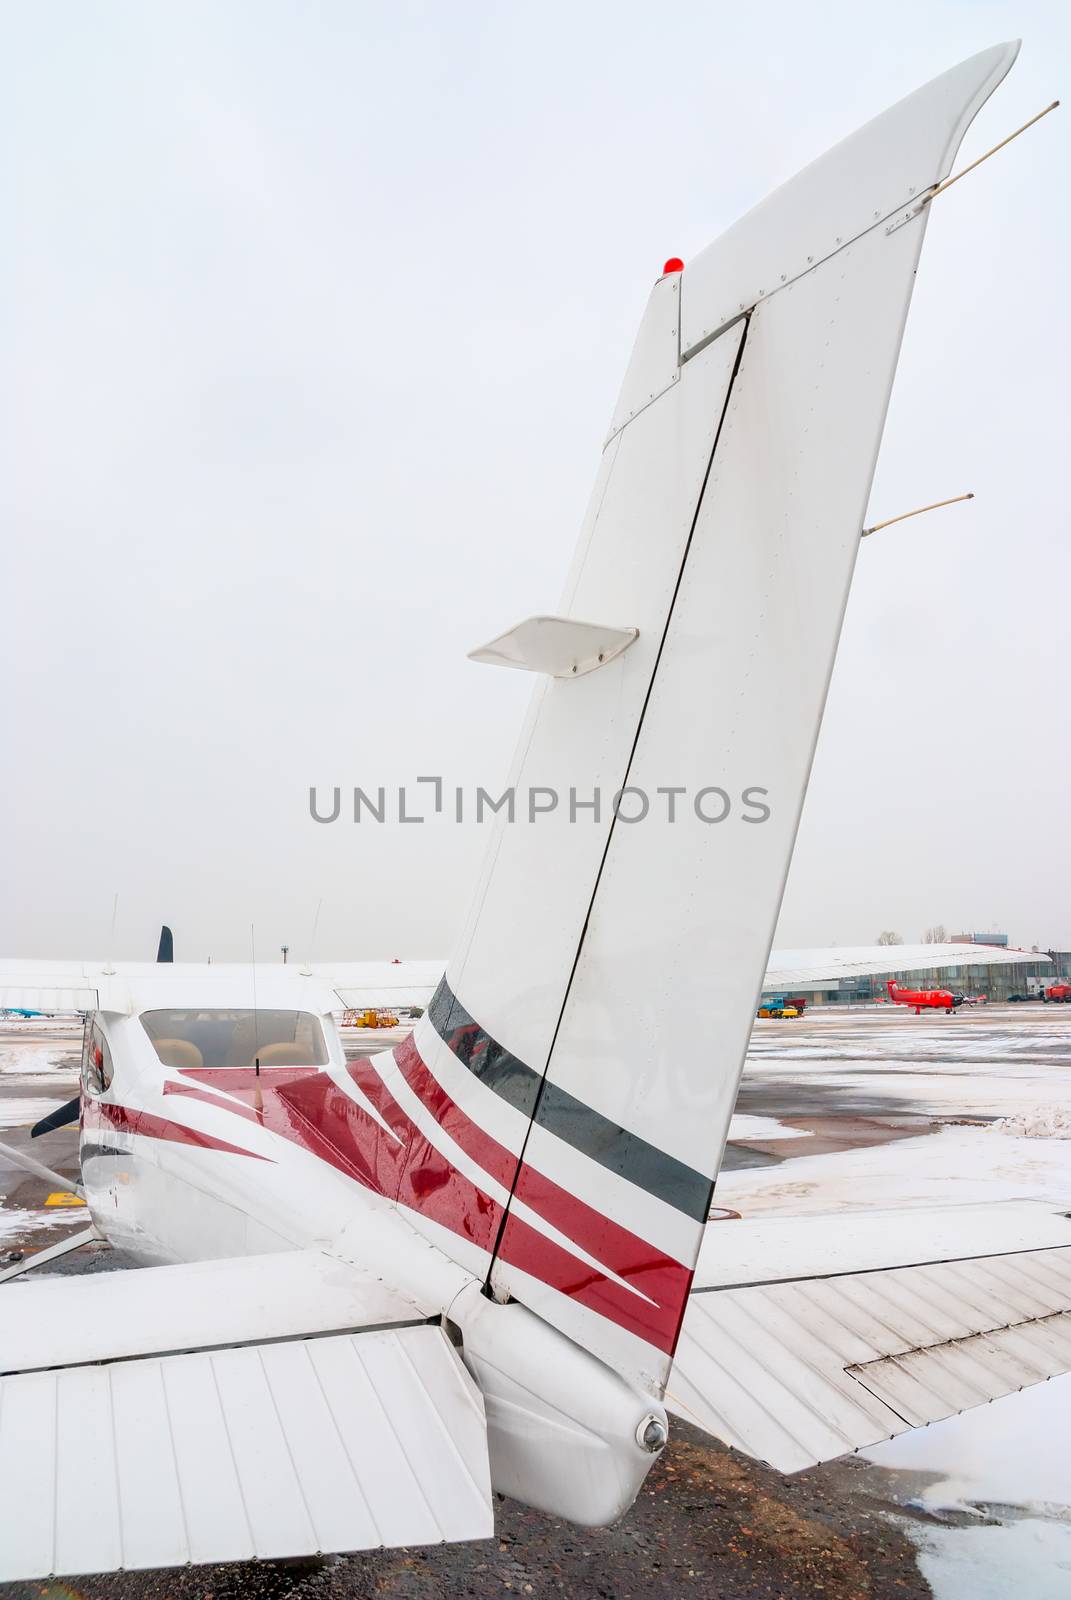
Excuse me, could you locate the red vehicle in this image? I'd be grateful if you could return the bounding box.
[887,978,961,1014]
[1043,983,1071,1003]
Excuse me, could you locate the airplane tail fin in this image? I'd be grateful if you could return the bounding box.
[361,44,1019,1395]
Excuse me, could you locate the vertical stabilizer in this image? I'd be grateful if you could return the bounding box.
[366,44,1020,1395]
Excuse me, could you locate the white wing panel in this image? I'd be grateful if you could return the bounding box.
[672,1245,1071,1473]
[0,1328,492,1582]
[0,959,444,1015]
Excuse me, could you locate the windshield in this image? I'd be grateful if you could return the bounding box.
[140,1009,329,1071]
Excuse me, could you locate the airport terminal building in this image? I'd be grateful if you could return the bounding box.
[791,935,1071,1006]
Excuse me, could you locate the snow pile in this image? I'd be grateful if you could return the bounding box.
[991,1105,1071,1139]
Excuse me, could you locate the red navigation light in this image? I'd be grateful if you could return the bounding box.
[662,257,684,275]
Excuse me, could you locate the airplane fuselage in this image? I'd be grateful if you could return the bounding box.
[77,1003,669,1529]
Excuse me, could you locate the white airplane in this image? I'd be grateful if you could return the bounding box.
[1,41,1068,1584]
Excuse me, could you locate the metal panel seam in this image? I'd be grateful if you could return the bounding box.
[255,1345,319,1549]
[207,1354,257,1556]
[301,1341,382,1547]
[342,1337,444,1543]
[158,1362,192,1565]
[394,1336,487,1512]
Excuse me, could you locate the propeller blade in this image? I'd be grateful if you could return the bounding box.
[157,924,174,963]
[31,1096,81,1138]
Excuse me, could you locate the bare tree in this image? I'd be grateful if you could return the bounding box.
[922,924,948,945]
[877,930,903,946]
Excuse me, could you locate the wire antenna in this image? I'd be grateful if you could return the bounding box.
[929,100,1059,200]
[862,492,973,538]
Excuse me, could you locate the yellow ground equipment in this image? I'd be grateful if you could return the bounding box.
[343,1008,400,1029]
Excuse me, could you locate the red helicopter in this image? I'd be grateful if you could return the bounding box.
[887,977,963,1014]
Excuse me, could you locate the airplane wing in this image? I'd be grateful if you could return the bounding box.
[763,942,1048,990]
[0,960,104,1012]
[669,1203,1071,1473]
[318,960,447,1009]
[0,958,445,1014]
[0,945,1042,1015]
[0,1249,492,1579]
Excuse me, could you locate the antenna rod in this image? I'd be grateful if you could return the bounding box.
[929,100,1059,200]
[862,492,974,538]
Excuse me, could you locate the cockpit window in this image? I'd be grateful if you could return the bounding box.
[140,1009,329,1071]
[82,1016,114,1095]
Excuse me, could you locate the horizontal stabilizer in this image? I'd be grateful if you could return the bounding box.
[0,1248,427,1372]
[0,1327,491,1579]
[672,1205,1071,1473]
[468,615,639,677]
[0,1251,491,1580]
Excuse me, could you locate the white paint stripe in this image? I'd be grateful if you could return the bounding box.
[364,1055,658,1306]
[412,1023,528,1153]
[415,1029,695,1265]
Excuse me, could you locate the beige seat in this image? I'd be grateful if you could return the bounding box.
[152,1038,204,1071]
[250,1041,319,1068]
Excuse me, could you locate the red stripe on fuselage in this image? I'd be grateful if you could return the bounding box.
[391,1034,692,1319]
[153,1051,689,1352]
[83,1100,272,1161]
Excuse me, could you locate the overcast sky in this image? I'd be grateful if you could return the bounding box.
[2,0,1068,963]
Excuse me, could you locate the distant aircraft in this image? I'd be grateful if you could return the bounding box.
[0,41,1068,1587]
[886,976,961,1013]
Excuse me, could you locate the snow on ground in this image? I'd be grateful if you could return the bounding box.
[731,1010,1071,1599]
[913,1521,1071,1600]
[717,1120,1071,1214]
[0,1206,77,1241]
[726,1113,812,1141]
[0,1097,65,1129]
[0,1036,79,1078]
[744,1048,1071,1120]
